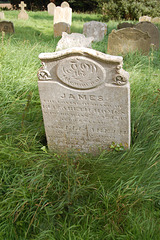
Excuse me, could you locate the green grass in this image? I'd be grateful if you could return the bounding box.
[0,10,160,240]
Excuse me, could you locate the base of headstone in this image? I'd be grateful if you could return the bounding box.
[18,10,29,20]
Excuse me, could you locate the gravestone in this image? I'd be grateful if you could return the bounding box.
[18,1,28,20]
[54,6,72,26]
[37,47,130,153]
[47,2,56,15]
[117,22,135,29]
[54,22,70,37]
[61,1,70,8]
[151,17,160,24]
[107,28,151,55]
[83,21,107,42]
[56,32,94,51]
[135,22,160,49]
[0,21,14,33]
[0,12,5,20]
[139,16,151,22]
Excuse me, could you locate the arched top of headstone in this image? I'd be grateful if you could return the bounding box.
[39,47,123,64]
[135,21,159,49]
[61,1,70,8]
[47,2,56,15]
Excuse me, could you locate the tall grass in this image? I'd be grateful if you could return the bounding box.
[0,10,160,239]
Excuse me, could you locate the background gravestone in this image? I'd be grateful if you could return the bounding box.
[139,16,151,22]
[47,2,56,15]
[107,28,151,55]
[54,22,70,37]
[0,21,14,33]
[151,17,160,24]
[54,6,72,26]
[18,1,28,20]
[135,21,160,50]
[37,47,130,153]
[56,32,94,50]
[61,1,70,8]
[117,22,135,29]
[0,12,5,20]
[83,21,107,42]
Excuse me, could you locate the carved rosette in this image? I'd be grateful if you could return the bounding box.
[113,65,129,85]
[38,65,52,81]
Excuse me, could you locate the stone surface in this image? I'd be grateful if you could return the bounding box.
[117,22,135,29]
[61,1,70,8]
[151,17,160,24]
[0,21,14,33]
[135,21,159,50]
[47,2,56,15]
[54,6,72,26]
[38,47,130,153]
[0,12,5,20]
[54,22,70,37]
[139,16,151,22]
[56,32,94,51]
[18,1,28,20]
[107,28,151,55]
[83,21,107,42]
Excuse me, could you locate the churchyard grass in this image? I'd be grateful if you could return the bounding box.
[0,10,160,240]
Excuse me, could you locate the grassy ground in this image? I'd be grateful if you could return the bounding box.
[0,11,160,240]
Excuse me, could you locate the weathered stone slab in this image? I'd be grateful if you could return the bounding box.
[117,22,135,29]
[83,21,107,42]
[0,12,5,20]
[56,32,94,51]
[61,1,70,8]
[37,47,130,153]
[47,2,56,15]
[139,16,151,22]
[107,28,151,55]
[54,6,72,26]
[151,17,160,24]
[54,22,70,37]
[135,21,159,49]
[0,21,14,33]
[18,1,28,20]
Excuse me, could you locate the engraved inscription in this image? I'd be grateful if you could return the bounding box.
[57,56,105,89]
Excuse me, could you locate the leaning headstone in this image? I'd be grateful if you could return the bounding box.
[83,21,107,42]
[47,2,56,15]
[54,22,70,37]
[38,47,130,153]
[0,12,5,20]
[61,1,70,8]
[56,32,94,51]
[139,16,151,22]
[151,17,160,24]
[107,28,151,55]
[117,22,135,29]
[18,1,28,20]
[0,21,14,33]
[54,6,72,26]
[135,21,160,49]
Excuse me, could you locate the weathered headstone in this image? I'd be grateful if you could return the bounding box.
[151,17,160,24]
[47,2,56,15]
[0,12,5,20]
[83,21,107,42]
[117,22,135,29]
[0,21,14,33]
[139,16,151,22]
[61,1,70,8]
[54,22,70,37]
[54,6,72,26]
[37,47,130,153]
[56,32,94,51]
[18,1,29,20]
[107,28,151,55]
[135,21,159,49]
